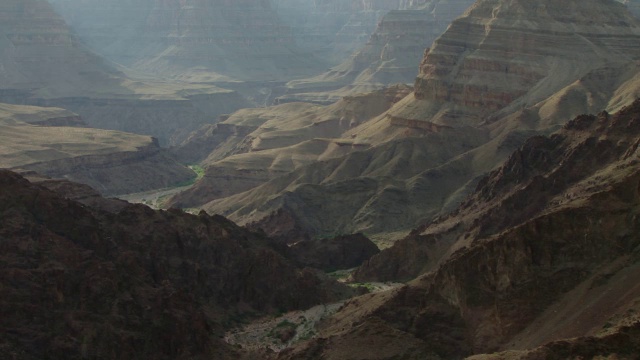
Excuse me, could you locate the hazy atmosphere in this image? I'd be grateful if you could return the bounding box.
[1,0,640,359]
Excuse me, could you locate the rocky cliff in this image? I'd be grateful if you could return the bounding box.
[0,170,352,359]
[390,0,640,128]
[194,0,640,243]
[273,99,640,359]
[281,0,475,104]
[0,103,194,195]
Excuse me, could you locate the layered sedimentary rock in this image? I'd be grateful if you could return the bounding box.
[0,103,194,195]
[186,0,640,243]
[388,0,640,128]
[0,170,352,359]
[281,0,475,103]
[50,0,325,82]
[0,0,249,145]
[273,99,640,359]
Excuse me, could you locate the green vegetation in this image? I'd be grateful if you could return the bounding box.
[189,164,205,179]
[348,282,376,292]
[174,164,206,187]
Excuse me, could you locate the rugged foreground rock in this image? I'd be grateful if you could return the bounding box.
[270,99,640,359]
[0,170,353,359]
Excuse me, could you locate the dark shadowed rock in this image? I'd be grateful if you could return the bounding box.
[288,233,380,272]
[0,170,353,359]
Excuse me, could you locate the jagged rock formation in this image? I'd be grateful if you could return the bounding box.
[0,0,249,145]
[189,0,640,243]
[280,0,475,104]
[0,170,352,359]
[273,99,640,359]
[49,0,325,83]
[0,103,194,195]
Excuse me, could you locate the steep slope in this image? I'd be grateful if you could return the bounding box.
[0,103,193,195]
[273,99,640,359]
[374,0,640,131]
[0,170,352,359]
[170,85,411,209]
[50,0,325,83]
[281,0,475,104]
[193,0,640,244]
[0,0,249,145]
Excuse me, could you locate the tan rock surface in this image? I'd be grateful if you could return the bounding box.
[0,103,194,195]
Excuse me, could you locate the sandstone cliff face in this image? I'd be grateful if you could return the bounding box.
[276,100,640,359]
[395,0,640,128]
[0,103,195,196]
[0,170,352,359]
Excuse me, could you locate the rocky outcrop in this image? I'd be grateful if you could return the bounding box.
[275,99,640,359]
[0,170,353,359]
[281,0,475,103]
[0,103,194,196]
[50,0,325,82]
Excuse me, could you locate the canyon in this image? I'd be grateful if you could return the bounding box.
[1,0,640,358]
[176,0,640,245]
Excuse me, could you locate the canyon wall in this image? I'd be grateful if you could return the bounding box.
[281,0,476,103]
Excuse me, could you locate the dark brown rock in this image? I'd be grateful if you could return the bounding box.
[288,233,380,272]
[285,100,640,358]
[0,170,353,359]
